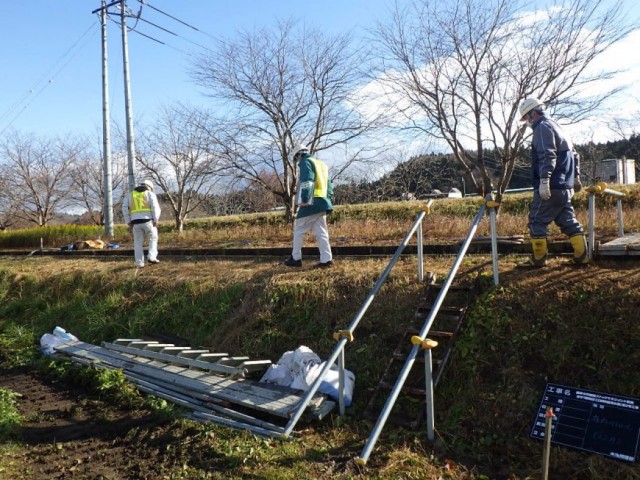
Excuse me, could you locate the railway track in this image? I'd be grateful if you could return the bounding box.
[0,237,582,259]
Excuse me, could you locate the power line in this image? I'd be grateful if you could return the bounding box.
[135,15,179,37]
[105,2,212,55]
[137,0,218,41]
[0,22,97,136]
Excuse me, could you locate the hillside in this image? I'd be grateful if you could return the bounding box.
[1,251,639,479]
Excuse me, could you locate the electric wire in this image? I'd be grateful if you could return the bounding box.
[0,22,98,136]
[137,0,218,41]
[129,0,217,52]
[105,3,210,55]
[135,15,179,37]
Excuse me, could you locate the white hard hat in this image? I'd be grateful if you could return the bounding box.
[141,179,154,190]
[519,97,544,121]
[291,144,309,160]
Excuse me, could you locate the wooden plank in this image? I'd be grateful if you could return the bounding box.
[599,233,640,256]
[55,341,319,417]
[125,371,286,433]
[57,343,296,414]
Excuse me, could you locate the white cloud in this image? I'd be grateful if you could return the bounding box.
[565,29,640,144]
[351,6,640,152]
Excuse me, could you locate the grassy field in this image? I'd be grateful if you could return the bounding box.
[2,184,640,250]
[1,188,640,479]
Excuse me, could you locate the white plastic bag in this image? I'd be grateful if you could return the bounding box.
[259,364,294,386]
[307,361,356,407]
[259,345,356,407]
[40,333,66,355]
[39,326,79,355]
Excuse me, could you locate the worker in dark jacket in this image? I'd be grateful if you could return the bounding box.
[283,144,334,268]
[518,97,587,267]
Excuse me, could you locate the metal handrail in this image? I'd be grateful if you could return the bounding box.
[357,199,490,464]
[585,182,626,260]
[282,204,432,437]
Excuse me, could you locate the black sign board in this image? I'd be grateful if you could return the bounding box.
[531,383,640,462]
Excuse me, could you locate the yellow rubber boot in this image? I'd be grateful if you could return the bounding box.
[518,237,548,268]
[570,234,589,265]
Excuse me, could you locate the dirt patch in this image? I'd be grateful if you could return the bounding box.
[0,366,172,480]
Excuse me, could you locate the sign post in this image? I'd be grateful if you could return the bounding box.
[542,406,555,480]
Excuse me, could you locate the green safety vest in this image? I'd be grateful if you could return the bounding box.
[129,190,151,214]
[310,158,329,198]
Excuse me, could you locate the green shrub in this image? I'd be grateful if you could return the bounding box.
[0,388,22,441]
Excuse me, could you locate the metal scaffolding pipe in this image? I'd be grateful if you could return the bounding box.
[358,203,487,464]
[489,201,499,286]
[283,210,427,437]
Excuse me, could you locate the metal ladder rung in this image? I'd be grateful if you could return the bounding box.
[195,353,229,361]
[392,352,443,367]
[159,347,190,355]
[425,330,454,339]
[425,284,474,292]
[216,356,250,366]
[177,350,210,359]
[143,343,175,352]
[113,338,149,345]
[415,304,465,314]
[379,381,426,397]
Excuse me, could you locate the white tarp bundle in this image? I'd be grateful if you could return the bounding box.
[260,345,355,407]
[40,326,79,355]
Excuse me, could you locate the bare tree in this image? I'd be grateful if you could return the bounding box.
[68,132,128,226]
[0,132,79,226]
[136,104,223,232]
[372,0,634,200]
[0,174,19,230]
[191,19,383,220]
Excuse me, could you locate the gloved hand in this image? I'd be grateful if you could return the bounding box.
[539,179,551,200]
[574,177,583,193]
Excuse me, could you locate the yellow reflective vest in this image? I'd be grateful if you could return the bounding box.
[310,158,329,198]
[129,190,152,214]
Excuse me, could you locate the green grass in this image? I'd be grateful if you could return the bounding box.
[1,190,640,478]
[1,184,639,251]
[2,184,640,250]
[0,388,22,441]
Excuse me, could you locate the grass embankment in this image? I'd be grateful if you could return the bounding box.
[2,183,640,250]
[1,251,640,478]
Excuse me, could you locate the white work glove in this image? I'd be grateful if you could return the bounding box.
[539,179,551,200]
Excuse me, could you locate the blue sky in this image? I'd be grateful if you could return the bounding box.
[0,0,638,143]
[0,0,401,138]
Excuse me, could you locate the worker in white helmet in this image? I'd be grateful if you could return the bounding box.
[518,97,587,267]
[283,144,334,268]
[122,179,161,268]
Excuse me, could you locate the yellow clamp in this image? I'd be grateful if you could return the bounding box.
[333,330,354,342]
[420,199,434,214]
[410,335,439,350]
[585,181,608,195]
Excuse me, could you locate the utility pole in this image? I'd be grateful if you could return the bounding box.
[101,0,114,238]
[120,0,137,192]
[92,0,137,232]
